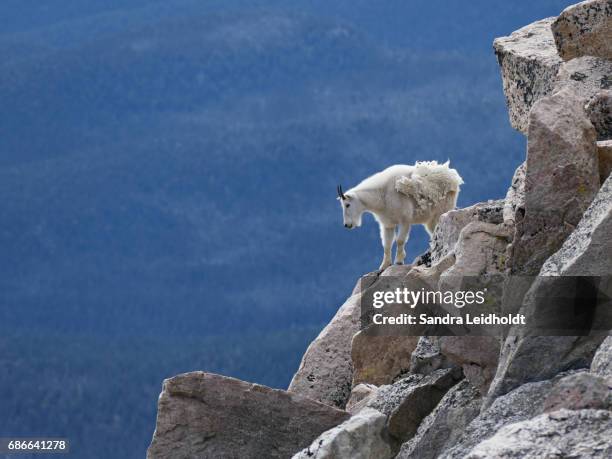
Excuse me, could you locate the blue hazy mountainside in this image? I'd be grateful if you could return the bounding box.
[0,1,576,457]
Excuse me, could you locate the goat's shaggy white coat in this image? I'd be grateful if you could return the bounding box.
[338,161,463,270]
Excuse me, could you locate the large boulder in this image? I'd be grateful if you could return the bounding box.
[351,333,419,386]
[365,368,462,444]
[488,174,611,403]
[552,0,612,61]
[434,217,510,394]
[288,278,369,408]
[509,86,599,276]
[586,90,612,140]
[397,380,482,459]
[292,408,394,459]
[493,18,562,134]
[466,409,612,458]
[147,372,349,459]
[591,336,612,378]
[429,200,504,264]
[441,372,582,458]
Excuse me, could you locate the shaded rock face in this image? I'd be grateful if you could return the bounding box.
[539,172,611,276]
[489,176,612,405]
[439,337,501,395]
[147,372,349,459]
[509,87,599,276]
[397,380,482,459]
[598,139,612,183]
[441,372,579,459]
[493,18,562,133]
[366,368,462,444]
[552,0,612,61]
[351,333,419,386]
[586,90,612,140]
[488,336,604,405]
[429,200,504,265]
[466,409,612,459]
[592,336,612,378]
[292,407,394,459]
[543,372,612,412]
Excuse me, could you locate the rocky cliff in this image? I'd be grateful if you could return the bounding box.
[147,2,612,457]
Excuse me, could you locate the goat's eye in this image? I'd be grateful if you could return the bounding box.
[345,203,350,208]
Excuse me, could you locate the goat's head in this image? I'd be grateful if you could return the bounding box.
[337,185,364,229]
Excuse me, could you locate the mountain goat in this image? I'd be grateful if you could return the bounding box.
[338,161,463,271]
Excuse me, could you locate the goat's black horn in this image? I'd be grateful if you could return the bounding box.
[337,185,346,199]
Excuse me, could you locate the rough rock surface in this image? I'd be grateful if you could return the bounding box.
[439,337,501,395]
[554,56,612,105]
[539,172,611,276]
[491,173,612,401]
[351,333,419,386]
[493,18,562,133]
[435,218,510,394]
[503,162,526,226]
[429,200,503,264]
[552,0,612,61]
[592,336,612,378]
[440,221,511,280]
[543,372,612,412]
[288,279,364,408]
[509,86,599,275]
[489,335,604,405]
[441,372,579,458]
[495,162,609,402]
[292,407,394,459]
[586,90,612,140]
[598,139,612,183]
[345,384,378,414]
[147,372,349,459]
[397,380,482,459]
[366,368,462,444]
[409,336,457,376]
[466,409,612,458]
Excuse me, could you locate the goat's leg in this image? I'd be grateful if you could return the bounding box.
[395,224,411,265]
[379,226,395,271]
[425,216,439,236]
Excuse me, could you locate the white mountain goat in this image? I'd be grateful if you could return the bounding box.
[337,161,463,271]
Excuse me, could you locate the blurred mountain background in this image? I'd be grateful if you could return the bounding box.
[0,1,575,457]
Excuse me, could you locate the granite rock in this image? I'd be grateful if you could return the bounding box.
[466,409,612,458]
[493,18,562,133]
[397,380,482,459]
[552,0,612,61]
[147,372,349,459]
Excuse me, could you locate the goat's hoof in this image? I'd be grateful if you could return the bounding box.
[395,261,404,265]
